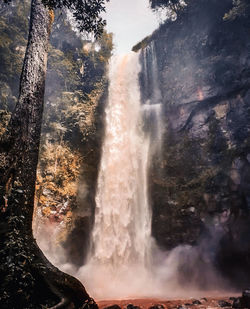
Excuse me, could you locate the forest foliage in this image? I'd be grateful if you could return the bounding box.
[0,0,113,241]
[3,0,109,36]
[149,0,250,20]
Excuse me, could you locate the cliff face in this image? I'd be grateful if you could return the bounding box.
[140,0,250,285]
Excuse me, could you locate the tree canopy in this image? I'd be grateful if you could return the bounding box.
[149,0,186,12]
[224,0,250,20]
[3,0,109,37]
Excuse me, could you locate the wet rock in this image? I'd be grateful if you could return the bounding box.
[232,297,243,308]
[104,305,121,309]
[188,207,195,213]
[149,305,165,309]
[242,289,250,308]
[192,300,202,305]
[63,216,91,266]
[126,304,141,309]
[218,300,231,307]
[233,289,250,308]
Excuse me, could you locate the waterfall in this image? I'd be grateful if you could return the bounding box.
[78,47,164,299]
[141,42,163,154]
[35,42,232,302]
[92,53,151,269]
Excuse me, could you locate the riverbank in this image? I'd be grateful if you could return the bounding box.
[97,296,240,309]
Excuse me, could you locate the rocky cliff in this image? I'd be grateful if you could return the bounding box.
[139,0,250,286]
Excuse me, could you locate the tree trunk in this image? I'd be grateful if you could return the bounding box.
[0,1,97,308]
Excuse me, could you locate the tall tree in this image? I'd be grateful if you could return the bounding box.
[0,0,107,308]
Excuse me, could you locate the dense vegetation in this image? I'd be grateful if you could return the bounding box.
[0,0,113,265]
[36,12,112,265]
[0,0,112,307]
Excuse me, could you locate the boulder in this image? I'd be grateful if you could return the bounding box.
[192,300,202,305]
[126,304,141,309]
[104,305,122,309]
[149,305,164,309]
[218,300,232,307]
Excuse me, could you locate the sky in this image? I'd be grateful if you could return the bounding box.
[104,0,160,54]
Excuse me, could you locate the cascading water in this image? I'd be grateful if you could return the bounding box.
[141,42,163,154]
[78,48,164,299]
[92,53,151,269]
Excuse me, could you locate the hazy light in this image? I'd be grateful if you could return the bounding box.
[104,0,160,54]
